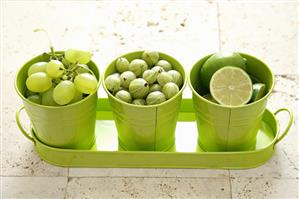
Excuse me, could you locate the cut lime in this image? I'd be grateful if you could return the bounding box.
[250,83,266,102]
[200,51,247,89]
[210,66,252,106]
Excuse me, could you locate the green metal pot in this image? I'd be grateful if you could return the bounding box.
[189,53,275,151]
[15,52,100,149]
[103,51,187,151]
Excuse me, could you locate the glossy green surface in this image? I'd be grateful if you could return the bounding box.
[15,52,100,149]
[103,51,187,151]
[18,98,293,169]
[189,53,275,151]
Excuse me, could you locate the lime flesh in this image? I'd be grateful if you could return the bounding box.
[210,66,252,106]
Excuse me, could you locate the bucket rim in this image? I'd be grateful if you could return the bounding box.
[102,50,187,108]
[14,51,101,109]
[188,52,275,109]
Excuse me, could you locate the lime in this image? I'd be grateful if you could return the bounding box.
[210,66,252,106]
[250,83,266,102]
[200,52,247,89]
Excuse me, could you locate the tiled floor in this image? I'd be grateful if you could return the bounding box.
[1,1,298,198]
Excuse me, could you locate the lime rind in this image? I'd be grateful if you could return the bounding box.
[210,66,253,106]
[250,83,266,102]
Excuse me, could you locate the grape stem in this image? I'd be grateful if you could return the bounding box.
[34,28,58,59]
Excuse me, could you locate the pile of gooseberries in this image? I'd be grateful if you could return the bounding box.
[25,49,98,106]
[105,50,183,105]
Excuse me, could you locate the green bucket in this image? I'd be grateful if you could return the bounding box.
[189,53,275,151]
[15,52,100,149]
[103,51,187,151]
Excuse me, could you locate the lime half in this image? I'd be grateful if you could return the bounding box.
[250,83,266,102]
[210,66,252,106]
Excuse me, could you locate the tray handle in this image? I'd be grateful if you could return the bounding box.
[274,108,293,145]
[16,106,35,145]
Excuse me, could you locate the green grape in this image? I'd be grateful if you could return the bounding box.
[41,87,59,106]
[26,72,52,92]
[70,89,83,104]
[27,95,41,104]
[46,60,65,78]
[76,64,90,73]
[53,80,76,105]
[27,62,47,76]
[65,49,92,64]
[74,73,98,94]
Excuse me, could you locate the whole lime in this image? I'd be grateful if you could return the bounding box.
[200,52,247,89]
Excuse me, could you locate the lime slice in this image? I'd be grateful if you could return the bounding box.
[210,66,252,106]
[250,83,266,102]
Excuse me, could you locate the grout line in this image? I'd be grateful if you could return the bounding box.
[228,170,233,199]
[216,0,222,52]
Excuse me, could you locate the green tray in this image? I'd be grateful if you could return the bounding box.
[17,98,293,169]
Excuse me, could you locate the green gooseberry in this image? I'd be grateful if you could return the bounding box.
[157,72,173,86]
[168,70,183,87]
[129,78,149,98]
[151,66,165,74]
[116,57,130,73]
[132,98,146,105]
[146,91,166,105]
[129,59,148,77]
[115,90,132,103]
[105,74,121,92]
[156,60,172,71]
[120,71,136,88]
[142,70,158,84]
[162,82,179,99]
[27,94,41,104]
[142,50,159,67]
[149,84,161,92]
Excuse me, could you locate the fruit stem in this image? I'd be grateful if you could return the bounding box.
[33,28,58,59]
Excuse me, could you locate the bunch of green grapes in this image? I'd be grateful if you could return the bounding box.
[105,50,183,105]
[26,49,98,106]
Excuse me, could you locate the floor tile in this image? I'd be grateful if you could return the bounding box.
[2,177,67,199]
[69,168,229,178]
[218,1,298,74]
[65,177,230,199]
[231,177,299,199]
